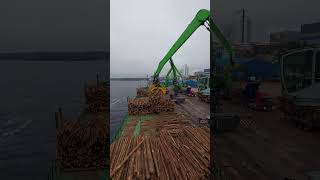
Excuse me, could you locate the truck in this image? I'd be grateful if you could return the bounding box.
[280,47,320,130]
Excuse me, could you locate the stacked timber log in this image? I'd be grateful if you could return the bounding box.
[128,97,153,115]
[128,92,175,115]
[150,93,175,113]
[56,115,108,169]
[84,81,108,113]
[110,126,210,179]
[198,92,210,103]
[136,88,149,97]
[121,113,191,137]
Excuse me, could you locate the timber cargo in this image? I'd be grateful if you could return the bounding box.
[48,76,109,180]
[128,93,175,115]
[110,88,211,179]
[55,112,107,170]
[136,87,150,97]
[84,75,109,113]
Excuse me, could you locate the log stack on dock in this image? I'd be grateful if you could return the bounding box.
[128,97,153,115]
[56,116,108,169]
[110,126,210,179]
[136,88,150,97]
[128,92,175,115]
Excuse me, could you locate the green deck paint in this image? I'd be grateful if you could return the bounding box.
[133,115,152,136]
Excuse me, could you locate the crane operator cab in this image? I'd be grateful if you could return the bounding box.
[280,47,320,130]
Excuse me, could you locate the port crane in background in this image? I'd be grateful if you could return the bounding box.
[149,9,234,96]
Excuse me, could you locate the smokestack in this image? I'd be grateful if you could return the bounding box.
[247,17,251,43]
[241,8,245,43]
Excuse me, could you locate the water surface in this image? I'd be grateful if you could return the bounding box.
[110,80,147,138]
[0,60,106,180]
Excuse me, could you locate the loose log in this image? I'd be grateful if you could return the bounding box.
[110,138,145,177]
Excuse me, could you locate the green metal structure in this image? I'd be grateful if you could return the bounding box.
[163,59,184,89]
[152,9,234,85]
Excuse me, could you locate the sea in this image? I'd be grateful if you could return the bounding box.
[0,60,110,180]
[110,80,147,139]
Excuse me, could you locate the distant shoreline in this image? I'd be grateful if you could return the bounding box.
[111,78,148,81]
[0,51,109,61]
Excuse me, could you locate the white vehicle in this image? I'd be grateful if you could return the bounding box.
[280,47,320,130]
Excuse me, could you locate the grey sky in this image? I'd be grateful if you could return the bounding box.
[111,0,210,78]
[0,0,108,52]
[213,0,320,42]
[2,0,316,71]
[111,0,320,77]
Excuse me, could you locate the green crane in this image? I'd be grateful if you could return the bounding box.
[152,9,234,88]
[163,58,184,88]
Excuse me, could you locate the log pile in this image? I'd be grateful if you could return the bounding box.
[128,97,153,115]
[121,113,191,137]
[128,92,175,115]
[136,88,150,97]
[84,82,108,113]
[56,117,108,169]
[141,114,190,133]
[150,94,175,113]
[110,126,210,179]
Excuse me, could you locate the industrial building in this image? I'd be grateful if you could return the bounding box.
[269,31,300,44]
[194,69,209,77]
[301,22,320,45]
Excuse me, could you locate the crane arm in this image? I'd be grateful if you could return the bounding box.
[169,59,178,83]
[164,68,172,86]
[207,18,234,66]
[165,68,173,81]
[153,9,211,79]
[172,63,184,80]
[153,9,234,83]
[165,60,184,85]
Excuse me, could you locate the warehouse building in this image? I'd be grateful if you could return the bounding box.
[194,69,210,77]
[301,22,320,45]
[269,31,300,44]
[216,57,279,81]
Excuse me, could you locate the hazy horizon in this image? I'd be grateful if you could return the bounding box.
[0,0,109,52]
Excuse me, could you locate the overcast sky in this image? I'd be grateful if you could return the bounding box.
[1,0,319,71]
[111,0,320,78]
[213,0,320,42]
[111,0,210,78]
[0,0,108,52]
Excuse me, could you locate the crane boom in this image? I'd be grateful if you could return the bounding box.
[164,59,184,86]
[153,9,234,83]
[172,62,184,79]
